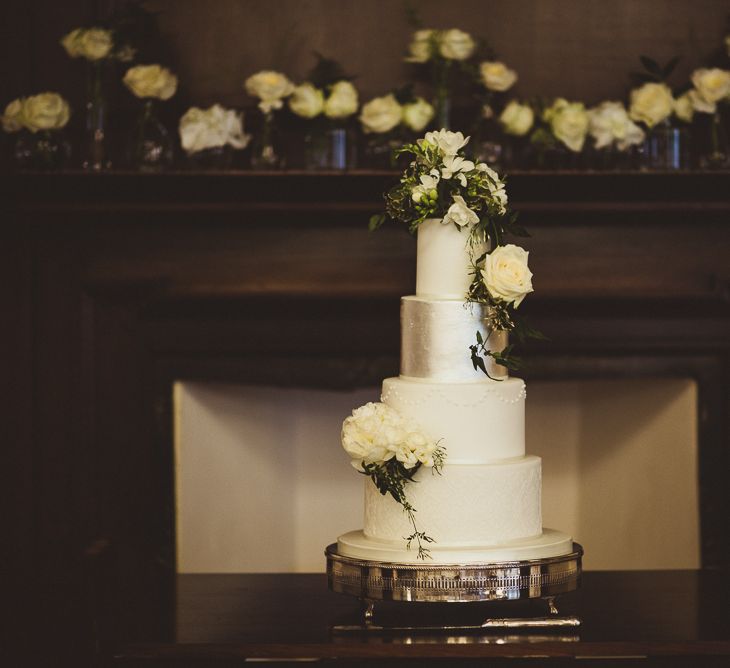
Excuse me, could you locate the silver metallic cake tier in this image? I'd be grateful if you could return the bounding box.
[326,542,583,603]
[400,296,507,381]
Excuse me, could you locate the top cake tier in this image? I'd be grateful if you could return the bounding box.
[416,217,487,300]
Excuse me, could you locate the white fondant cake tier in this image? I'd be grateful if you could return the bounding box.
[338,528,573,564]
[363,456,542,545]
[381,376,526,463]
[400,296,507,381]
[416,217,487,299]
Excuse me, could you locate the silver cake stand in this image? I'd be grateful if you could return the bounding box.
[326,542,583,631]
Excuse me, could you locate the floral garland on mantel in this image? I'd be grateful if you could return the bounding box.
[370,128,546,376]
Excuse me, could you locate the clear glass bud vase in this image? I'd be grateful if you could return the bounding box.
[699,112,729,169]
[250,111,280,168]
[128,100,173,172]
[642,120,689,170]
[82,62,111,171]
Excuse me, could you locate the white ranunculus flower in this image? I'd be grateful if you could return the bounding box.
[402,97,434,132]
[22,93,70,132]
[359,94,402,134]
[179,104,250,154]
[673,92,695,123]
[499,100,534,136]
[443,195,479,229]
[422,128,469,156]
[77,28,113,61]
[244,70,294,113]
[482,244,534,307]
[324,80,358,119]
[479,61,518,92]
[124,64,177,100]
[441,154,475,186]
[288,83,324,118]
[438,28,475,61]
[548,99,589,152]
[629,82,673,128]
[588,101,644,151]
[405,29,436,63]
[691,68,730,105]
[2,98,25,133]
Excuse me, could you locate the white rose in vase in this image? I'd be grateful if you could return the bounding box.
[244,70,294,113]
[629,82,673,128]
[80,28,113,60]
[687,88,717,114]
[179,104,250,154]
[548,99,589,152]
[324,81,359,119]
[288,83,324,118]
[673,92,695,123]
[359,94,402,134]
[691,68,730,106]
[405,29,436,63]
[402,97,434,132]
[2,98,26,132]
[22,93,71,132]
[499,100,534,136]
[482,244,534,307]
[479,61,518,92]
[438,29,475,61]
[588,101,644,151]
[123,64,178,100]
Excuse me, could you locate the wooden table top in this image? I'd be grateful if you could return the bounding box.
[112,570,730,664]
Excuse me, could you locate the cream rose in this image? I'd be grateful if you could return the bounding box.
[324,81,358,119]
[60,28,84,58]
[405,29,435,63]
[402,97,434,132]
[588,101,644,151]
[124,64,177,100]
[673,92,695,123]
[422,128,469,156]
[443,195,479,229]
[479,61,518,92]
[359,94,402,134]
[549,100,589,152]
[2,98,25,132]
[179,104,250,154]
[691,68,730,105]
[438,28,475,61]
[22,93,70,132]
[244,70,294,113]
[629,82,673,128]
[288,83,324,118]
[499,100,534,136]
[62,27,113,60]
[482,244,534,307]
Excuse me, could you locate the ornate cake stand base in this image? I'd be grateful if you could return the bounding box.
[326,542,583,631]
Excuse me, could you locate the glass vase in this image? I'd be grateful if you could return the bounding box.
[250,111,281,168]
[304,127,353,170]
[186,145,233,170]
[24,130,71,170]
[128,100,173,172]
[433,60,451,130]
[642,120,689,170]
[82,61,111,171]
[698,112,729,169]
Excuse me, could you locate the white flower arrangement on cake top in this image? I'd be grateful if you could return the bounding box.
[342,402,445,559]
[370,128,545,376]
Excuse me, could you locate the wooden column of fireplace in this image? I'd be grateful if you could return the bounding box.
[3,171,729,663]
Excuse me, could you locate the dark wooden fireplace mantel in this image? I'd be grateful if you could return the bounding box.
[3,170,730,664]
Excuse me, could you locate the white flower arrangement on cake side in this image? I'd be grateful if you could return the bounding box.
[370,128,545,377]
[342,402,445,559]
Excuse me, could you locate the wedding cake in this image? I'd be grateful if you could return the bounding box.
[336,131,574,565]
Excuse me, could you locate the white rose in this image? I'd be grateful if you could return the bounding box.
[60,28,84,58]
[359,94,402,134]
[629,82,673,128]
[673,92,695,123]
[438,29,475,61]
[77,28,113,61]
[22,93,70,132]
[405,29,435,63]
[324,80,358,119]
[549,100,589,152]
[124,64,178,100]
[244,70,294,113]
[499,100,534,136]
[179,104,250,154]
[402,97,434,132]
[687,88,716,114]
[479,61,518,92]
[288,83,324,118]
[2,98,25,133]
[482,244,534,307]
[443,195,479,229]
[588,101,644,151]
[691,68,730,105]
[422,128,469,156]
